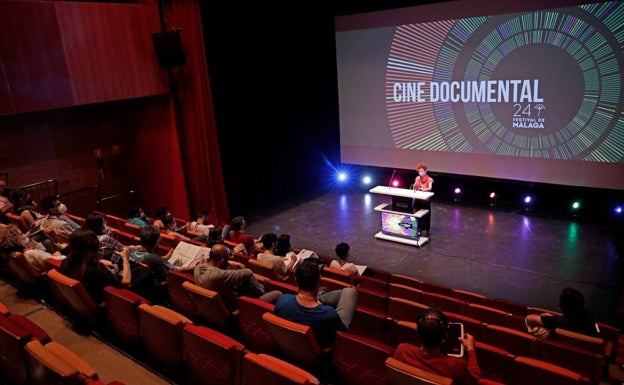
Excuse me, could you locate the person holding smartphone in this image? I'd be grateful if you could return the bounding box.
[394,307,482,385]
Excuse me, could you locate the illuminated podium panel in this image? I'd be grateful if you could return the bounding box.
[369,186,433,247]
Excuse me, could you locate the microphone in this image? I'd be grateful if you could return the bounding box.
[388,169,396,189]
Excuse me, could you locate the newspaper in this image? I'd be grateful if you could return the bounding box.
[169,241,210,268]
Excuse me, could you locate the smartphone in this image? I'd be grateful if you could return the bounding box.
[443,322,464,357]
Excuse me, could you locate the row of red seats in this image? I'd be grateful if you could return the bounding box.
[0,301,125,385]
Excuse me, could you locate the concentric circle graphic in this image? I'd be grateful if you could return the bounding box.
[385,2,624,161]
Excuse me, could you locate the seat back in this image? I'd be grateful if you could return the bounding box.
[24,339,80,385]
[450,288,486,304]
[385,356,453,385]
[138,304,192,378]
[0,314,33,385]
[419,281,452,297]
[322,266,356,285]
[46,268,99,326]
[182,281,235,333]
[44,341,98,379]
[359,276,389,294]
[167,269,195,318]
[422,291,464,314]
[385,319,419,348]
[388,283,424,303]
[103,286,150,354]
[487,297,528,316]
[108,228,139,246]
[350,307,390,343]
[483,324,536,357]
[248,258,280,281]
[182,324,246,385]
[241,353,320,385]
[123,222,142,236]
[333,331,394,385]
[534,337,602,385]
[463,303,510,327]
[512,356,586,385]
[264,279,298,295]
[356,286,389,314]
[474,341,515,384]
[554,328,605,355]
[237,296,277,354]
[389,274,423,289]
[387,297,428,323]
[319,276,353,292]
[262,312,323,370]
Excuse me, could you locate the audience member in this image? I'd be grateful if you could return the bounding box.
[274,260,357,348]
[127,206,150,228]
[129,225,194,282]
[194,243,282,312]
[228,216,261,255]
[256,233,297,281]
[525,287,599,338]
[329,242,361,282]
[161,214,192,242]
[85,213,125,256]
[10,190,57,252]
[38,195,77,242]
[275,234,297,259]
[152,206,170,230]
[11,190,42,229]
[188,210,214,237]
[0,224,65,273]
[0,180,13,221]
[60,229,131,304]
[394,307,481,385]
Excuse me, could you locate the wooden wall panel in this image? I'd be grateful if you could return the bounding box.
[0,1,74,113]
[56,2,168,104]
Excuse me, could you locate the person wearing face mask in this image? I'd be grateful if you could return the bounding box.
[52,198,81,230]
[413,163,434,237]
[38,196,80,242]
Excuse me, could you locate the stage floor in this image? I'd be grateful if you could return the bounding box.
[247,189,624,328]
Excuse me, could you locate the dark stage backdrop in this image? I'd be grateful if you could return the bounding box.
[336,0,624,191]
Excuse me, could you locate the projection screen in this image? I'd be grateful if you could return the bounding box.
[335,0,624,190]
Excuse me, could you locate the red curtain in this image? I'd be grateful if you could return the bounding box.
[161,0,229,226]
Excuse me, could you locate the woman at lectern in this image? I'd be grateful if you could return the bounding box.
[413,163,433,237]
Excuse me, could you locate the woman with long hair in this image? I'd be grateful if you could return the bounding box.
[60,228,131,303]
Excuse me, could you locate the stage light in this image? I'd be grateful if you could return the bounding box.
[453,187,461,202]
[337,171,348,182]
[362,175,372,185]
[614,206,623,215]
[391,179,399,187]
[523,195,532,204]
[488,191,497,207]
[571,201,581,210]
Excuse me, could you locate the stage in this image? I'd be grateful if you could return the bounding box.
[247,189,624,328]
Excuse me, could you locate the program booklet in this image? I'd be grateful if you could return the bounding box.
[169,241,210,268]
[283,249,318,269]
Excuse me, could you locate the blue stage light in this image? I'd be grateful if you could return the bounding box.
[362,175,372,185]
[615,206,623,215]
[523,195,532,204]
[337,172,348,182]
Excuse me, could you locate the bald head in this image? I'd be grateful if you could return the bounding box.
[209,243,230,264]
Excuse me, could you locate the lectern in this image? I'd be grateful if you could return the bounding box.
[369,186,434,247]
